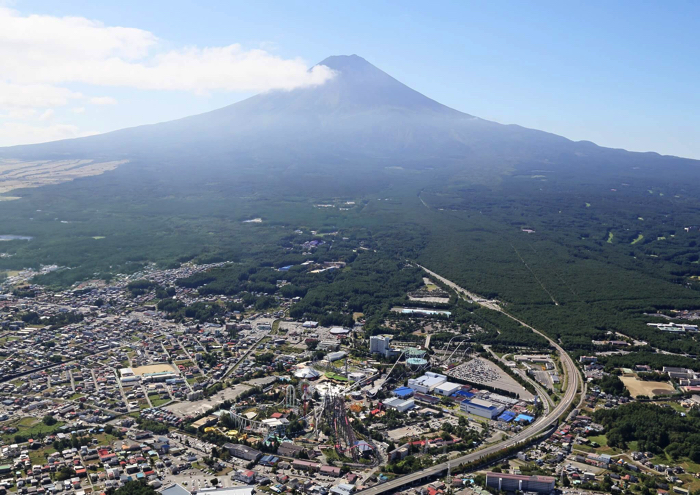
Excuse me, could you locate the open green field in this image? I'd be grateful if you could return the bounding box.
[325,372,349,382]
[587,434,608,447]
[149,395,170,407]
[1,417,65,441]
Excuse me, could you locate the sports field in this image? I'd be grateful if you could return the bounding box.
[620,376,675,397]
[131,364,177,376]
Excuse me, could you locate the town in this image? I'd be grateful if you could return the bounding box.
[1,258,700,495]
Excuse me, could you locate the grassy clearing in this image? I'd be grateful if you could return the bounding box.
[1,417,65,441]
[277,344,302,354]
[149,395,170,407]
[93,432,119,445]
[631,234,644,245]
[587,434,608,447]
[325,372,348,382]
[607,231,614,243]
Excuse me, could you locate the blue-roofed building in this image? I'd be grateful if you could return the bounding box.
[515,413,535,424]
[453,390,475,399]
[259,455,279,466]
[497,411,516,422]
[393,386,414,399]
[278,265,293,271]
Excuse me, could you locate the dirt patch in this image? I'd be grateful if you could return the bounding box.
[620,375,675,397]
[0,159,127,194]
[130,364,177,376]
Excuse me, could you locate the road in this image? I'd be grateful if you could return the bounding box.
[357,265,582,494]
[222,330,271,379]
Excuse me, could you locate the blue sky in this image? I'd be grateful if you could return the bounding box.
[2,0,698,158]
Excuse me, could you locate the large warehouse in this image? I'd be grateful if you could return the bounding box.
[485,472,555,493]
[460,398,505,419]
[434,381,461,396]
[408,372,447,394]
[382,397,415,413]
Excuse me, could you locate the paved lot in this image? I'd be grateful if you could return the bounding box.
[447,358,534,400]
[387,425,424,440]
[165,383,253,417]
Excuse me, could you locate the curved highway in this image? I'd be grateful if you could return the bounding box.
[358,266,581,494]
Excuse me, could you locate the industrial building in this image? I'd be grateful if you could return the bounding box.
[515,413,535,423]
[223,443,262,462]
[434,381,461,396]
[348,372,365,382]
[485,472,555,493]
[408,372,447,394]
[392,386,414,399]
[325,351,347,362]
[330,327,351,336]
[382,397,415,412]
[460,398,504,419]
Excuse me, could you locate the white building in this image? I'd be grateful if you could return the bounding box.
[370,335,393,356]
[383,397,415,413]
[348,372,365,382]
[408,372,447,394]
[460,398,504,419]
[325,351,347,362]
[293,367,321,380]
[434,381,461,396]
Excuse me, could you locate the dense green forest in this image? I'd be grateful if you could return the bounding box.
[591,375,629,396]
[1,154,700,365]
[594,403,700,461]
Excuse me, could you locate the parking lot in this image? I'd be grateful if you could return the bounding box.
[447,358,534,400]
[165,383,254,417]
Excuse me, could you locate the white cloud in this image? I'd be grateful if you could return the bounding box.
[0,122,99,146]
[38,109,54,121]
[0,82,83,109]
[2,108,36,119]
[0,7,334,93]
[0,6,335,146]
[89,96,117,105]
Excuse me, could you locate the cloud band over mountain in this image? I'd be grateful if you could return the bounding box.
[0,6,335,144]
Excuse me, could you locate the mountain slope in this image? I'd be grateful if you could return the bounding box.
[0,54,697,182]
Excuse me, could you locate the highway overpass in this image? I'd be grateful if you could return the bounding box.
[357,266,582,494]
